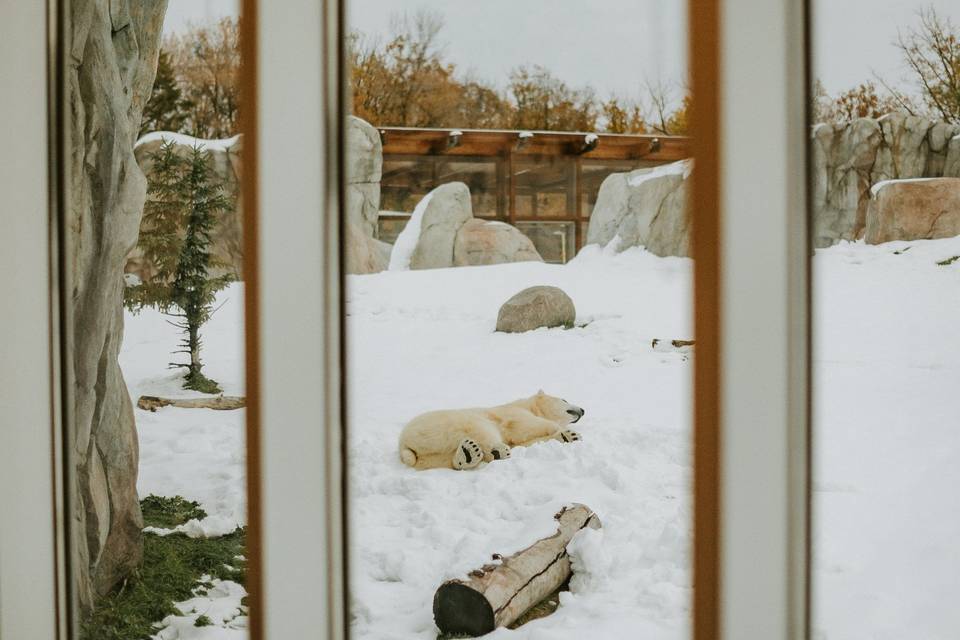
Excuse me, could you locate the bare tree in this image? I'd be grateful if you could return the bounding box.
[887,7,960,123]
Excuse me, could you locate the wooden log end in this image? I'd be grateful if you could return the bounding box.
[433,580,495,637]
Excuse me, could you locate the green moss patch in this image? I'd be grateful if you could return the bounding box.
[936,255,959,266]
[81,496,246,640]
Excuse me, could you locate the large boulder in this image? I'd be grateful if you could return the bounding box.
[865,178,960,244]
[346,116,383,238]
[69,0,168,612]
[130,132,243,280]
[453,219,543,266]
[586,161,690,257]
[345,222,392,274]
[404,182,474,269]
[496,286,576,333]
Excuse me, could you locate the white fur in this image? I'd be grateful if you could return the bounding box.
[398,391,585,471]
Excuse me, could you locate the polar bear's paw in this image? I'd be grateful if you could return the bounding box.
[490,444,511,461]
[560,429,582,443]
[453,438,484,470]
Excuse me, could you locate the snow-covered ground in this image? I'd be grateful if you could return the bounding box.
[123,236,960,639]
[122,286,248,639]
[811,237,960,640]
[348,246,694,639]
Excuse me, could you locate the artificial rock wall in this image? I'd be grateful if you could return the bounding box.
[69,0,168,612]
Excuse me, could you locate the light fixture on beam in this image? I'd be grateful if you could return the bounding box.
[578,133,599,155]
[649,137,661,154]
[379,129,388,145]
[446,130,463,151]
[516,131,534,151]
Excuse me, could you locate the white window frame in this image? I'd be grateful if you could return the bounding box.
[714,0,811,637]
[0,1,66,638]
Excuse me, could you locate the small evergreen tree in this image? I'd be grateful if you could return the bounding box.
[126,140,233,393]
[140,50,187,137]
[126,141,185,312]
[169,145,233,393]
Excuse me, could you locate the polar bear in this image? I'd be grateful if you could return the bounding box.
[398,390,585,471]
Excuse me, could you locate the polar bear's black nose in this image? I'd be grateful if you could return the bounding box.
[567,408,584,422]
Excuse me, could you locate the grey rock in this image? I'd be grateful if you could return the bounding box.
[346,116,382,238]
[453,219,543,266]
[345,222,391,274]
[496,286,576,333]
[810,119,881,247]
[69,0,168,612]
[946,134,960,178]
[586,162,690,257]
[409,182,474,269]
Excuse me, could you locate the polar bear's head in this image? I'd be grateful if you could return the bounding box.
[531,390,585,425]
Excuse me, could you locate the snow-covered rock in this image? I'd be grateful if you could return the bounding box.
[586,160,691,257]
[866,177,960,244]
[495,285,576,333]
[409,182,474,269]
[453,219,543,267]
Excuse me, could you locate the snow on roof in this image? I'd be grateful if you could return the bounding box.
[627,159,692,187]
[388,190,434,271]
[135,131,242,152]
[870,177,940,197]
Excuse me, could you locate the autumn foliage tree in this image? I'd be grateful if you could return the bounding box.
[812,80,904,123]
[347,10,689,134]
[140,18,241,140]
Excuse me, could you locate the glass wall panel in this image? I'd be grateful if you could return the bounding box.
[346,1,693,638]
[811,2,960,637]
[64,2,250,638]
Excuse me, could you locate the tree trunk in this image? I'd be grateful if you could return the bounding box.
[188,320,201,379]
[432,504,601,637]
[137,395,245,411]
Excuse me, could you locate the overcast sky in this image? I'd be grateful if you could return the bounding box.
[165,0,959,98]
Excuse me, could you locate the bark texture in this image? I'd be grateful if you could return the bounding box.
[433,504,601,637]
[69,0,168,612]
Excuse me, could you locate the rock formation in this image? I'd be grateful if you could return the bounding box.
[585,115,960,255]
[345,221,392,274]
[346,115,383,239]
[586,161,691,257]
[496,286,576,333]
[69,0,168,611]
[866,178,960,244]
[812,114,960,247]
[408,182,475,269]
[391,182,544,270]
[129,132,243,280]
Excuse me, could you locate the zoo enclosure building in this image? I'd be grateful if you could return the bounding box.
[377,127,691,262]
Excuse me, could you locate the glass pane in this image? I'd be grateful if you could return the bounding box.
[65,2,250,638]
[811,2,960,637]
[346,1,693,638]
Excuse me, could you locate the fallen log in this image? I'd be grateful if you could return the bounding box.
[136,395,246,412]
[433,503,601,637]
